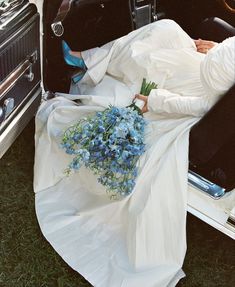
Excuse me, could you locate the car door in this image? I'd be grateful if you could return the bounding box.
[0,0,42,158]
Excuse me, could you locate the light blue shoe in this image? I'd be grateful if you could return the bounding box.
[62,40,86,70]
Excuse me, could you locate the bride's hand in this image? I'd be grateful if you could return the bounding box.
[194,39,217,54]
[135,94,149,113]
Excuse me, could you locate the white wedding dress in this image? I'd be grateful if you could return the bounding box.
[34,20,235,287]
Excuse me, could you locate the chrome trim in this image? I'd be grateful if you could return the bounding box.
[51,21,64,37]
[134,4,152,28]
[0,59,32,97]
[3,97,15,117]
[0,2,11,14]
[0,86,41,158]
[0,79,41,130]
[188,170,226,199]
[0,2,29,29]
[152,0,157,20]
[0,106,4,121]
[0,9,36,49]
[0,0,24,15]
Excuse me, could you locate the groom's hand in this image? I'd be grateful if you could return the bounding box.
[135,94,149,113]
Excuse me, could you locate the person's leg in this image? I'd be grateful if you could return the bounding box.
[197,17,235,42]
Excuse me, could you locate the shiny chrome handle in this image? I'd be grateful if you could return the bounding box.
[0,60,31,97]
[0,50,37,97]
[24,65,35,82]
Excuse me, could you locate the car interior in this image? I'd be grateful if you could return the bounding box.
[43,0,235,93]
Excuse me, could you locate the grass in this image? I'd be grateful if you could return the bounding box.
[0,120,234,287]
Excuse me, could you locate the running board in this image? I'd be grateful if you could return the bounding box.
[188,170,226,199]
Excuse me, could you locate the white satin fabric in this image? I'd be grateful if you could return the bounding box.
[34,20,235,286]
[200,36,235,97]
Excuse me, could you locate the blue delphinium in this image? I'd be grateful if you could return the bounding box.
[61,105,146,198]
[61,79,157,198]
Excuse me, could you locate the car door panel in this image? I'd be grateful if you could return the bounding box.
[0,0,41,157]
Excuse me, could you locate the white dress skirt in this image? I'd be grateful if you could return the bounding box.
[34,20,234,287]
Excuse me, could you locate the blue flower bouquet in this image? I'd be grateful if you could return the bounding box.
[61,79,157,198]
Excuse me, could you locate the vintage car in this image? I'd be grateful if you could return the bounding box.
[0,0,235,242]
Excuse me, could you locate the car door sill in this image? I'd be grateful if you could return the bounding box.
[187,185,235,239]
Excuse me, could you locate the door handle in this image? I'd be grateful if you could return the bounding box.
[0,51,37,97]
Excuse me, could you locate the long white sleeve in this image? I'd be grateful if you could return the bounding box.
[147,88,219,117]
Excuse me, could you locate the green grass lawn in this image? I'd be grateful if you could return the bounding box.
[0,120,234,287]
